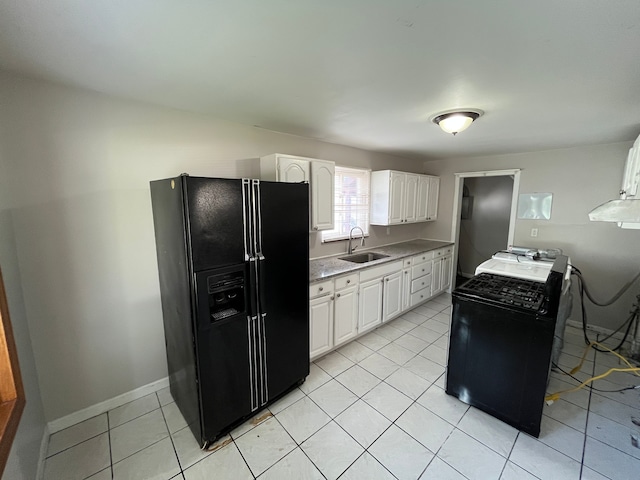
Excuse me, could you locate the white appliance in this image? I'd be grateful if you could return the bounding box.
[475,252,554,282]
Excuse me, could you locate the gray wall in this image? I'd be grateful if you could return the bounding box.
[0,71,431,424]
[458,176,513,276]
[0,83,47,479]
[423,142,639,332]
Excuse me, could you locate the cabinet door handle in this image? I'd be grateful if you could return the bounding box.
[385,278,389,282]
[314,226,319,230]
[319,287,323,292]
[346,279,351,284]
[405,271,408,275]
[330,296,334,300]
[337,293,341,298]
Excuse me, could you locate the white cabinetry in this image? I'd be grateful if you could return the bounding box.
[260,153,334,231]
[309,280,334,360]
[310,160,335,231]
[371,170,440,225]
[382,271,403,322]
[442,255,452,291]
[410,252,433,307]
[333,274,359,347]
[404,174,419,223]
[358,260,402,333]
[427,176,439,221]
[401,258,412,313]
[358,278,383,334]
[431,246,453,296]
[278,156,310,183]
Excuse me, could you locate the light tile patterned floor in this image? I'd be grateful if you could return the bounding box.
[43,293,640,480]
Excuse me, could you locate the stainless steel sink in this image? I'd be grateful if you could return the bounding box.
[339,252,389,263]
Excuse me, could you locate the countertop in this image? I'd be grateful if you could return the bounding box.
[310,239,454,282]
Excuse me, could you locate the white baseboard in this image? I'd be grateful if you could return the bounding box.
[566,319,629,345]
[36,425,50,480]
[47,376,169,434]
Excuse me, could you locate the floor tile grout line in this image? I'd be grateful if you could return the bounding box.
[43,430,109,460]
[579,339,599,479]
[499,431,523,479]
[106,411,113,479]
[157,391,184,475]
[229,439,258,479]
[268,411,329,479]
[109,435,171,470]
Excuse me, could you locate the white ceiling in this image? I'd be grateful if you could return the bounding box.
[1,0,639,160]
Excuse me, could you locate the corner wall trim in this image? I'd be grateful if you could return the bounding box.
[36,425,49,480]
[46,376,170,434]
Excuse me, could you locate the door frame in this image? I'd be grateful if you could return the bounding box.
[451,169,521,283]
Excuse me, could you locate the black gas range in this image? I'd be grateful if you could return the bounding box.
[445,256,568,437]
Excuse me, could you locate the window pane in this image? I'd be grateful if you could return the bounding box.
[322,166,370,242]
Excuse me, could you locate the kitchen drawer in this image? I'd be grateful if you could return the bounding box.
[403,258,413,268]
[335,273,358,290]
[433,246,453,258]
[412,262,432,279]
[310,279,334,299]
[412,251,434,265]
[359,260,403,282]
[410,288,430,306]
[411,274,431,294]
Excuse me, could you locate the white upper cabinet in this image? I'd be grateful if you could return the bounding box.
[427,176,439,222]
[388,172,405,224]
[260,153,334,231]
[310,160,335,231]
[404,174,419,223]
[371,170,440,226]
[278,156,310,183]
[416,176,430,221]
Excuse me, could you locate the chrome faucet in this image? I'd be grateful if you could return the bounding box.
[348,226,365,254]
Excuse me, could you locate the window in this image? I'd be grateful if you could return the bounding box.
[322,166,371,242]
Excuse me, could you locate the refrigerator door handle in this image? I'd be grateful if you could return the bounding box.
[258,312,269,406]
[247,315,259,411]
[247,258,259,319]
[252,179,265,261]
[256,257,267,318]
[242,179,253,261]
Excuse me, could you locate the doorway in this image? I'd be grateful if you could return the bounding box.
[451,170,521,287]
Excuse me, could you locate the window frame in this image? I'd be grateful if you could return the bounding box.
[0,267,25,477]
[321,165,371,243]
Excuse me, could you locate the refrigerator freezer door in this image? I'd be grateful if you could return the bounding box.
[255,181,310,401]
[184,177,247,271]
[195,267,253,441]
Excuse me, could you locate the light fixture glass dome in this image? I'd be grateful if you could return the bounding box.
[431,110,483,135]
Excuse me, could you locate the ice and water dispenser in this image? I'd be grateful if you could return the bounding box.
[206,266,246,322]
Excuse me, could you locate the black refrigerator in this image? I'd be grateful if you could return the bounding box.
[150,174,310,448]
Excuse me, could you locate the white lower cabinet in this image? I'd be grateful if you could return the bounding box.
[382,271,403,322]
[309,248,453,359]
[309,293,334,359]
[334,284,358,347]
[358,278,383,334]
[401,268,411,312]
[431,246,454,296]
[432,257,442,296]
[442,255,452,291]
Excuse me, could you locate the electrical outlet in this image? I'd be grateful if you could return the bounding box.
[531,228,538,237]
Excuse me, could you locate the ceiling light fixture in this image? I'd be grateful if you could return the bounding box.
[431,109,484,135]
